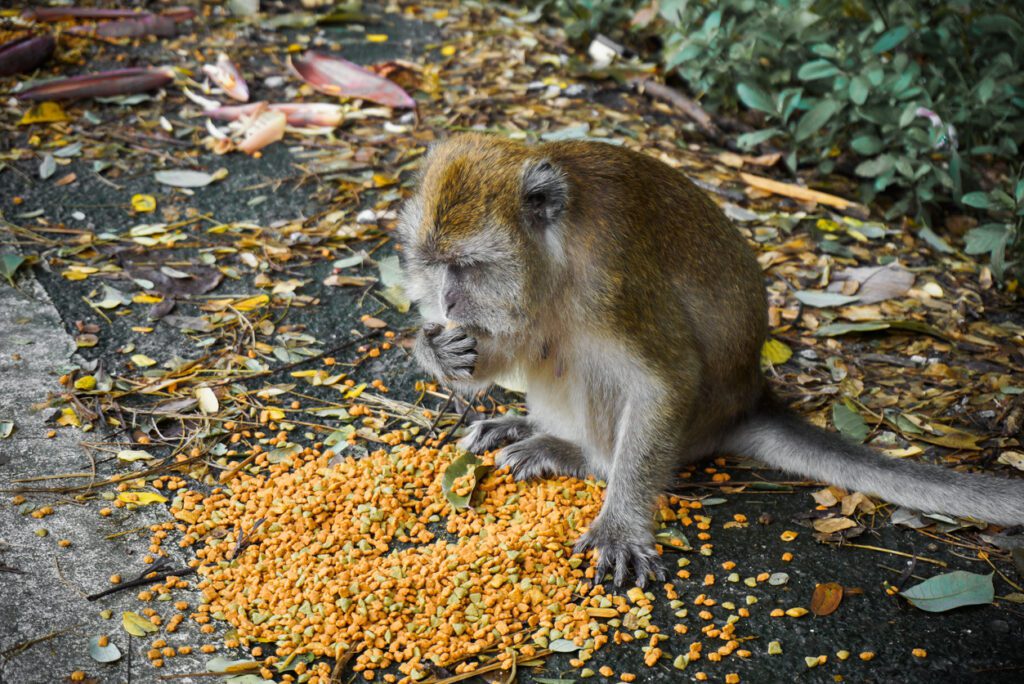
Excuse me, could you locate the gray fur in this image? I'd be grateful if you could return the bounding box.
[458,414,535,453]
[723,409,1024,526]
[412,324,477,384]
[494,434,591,481]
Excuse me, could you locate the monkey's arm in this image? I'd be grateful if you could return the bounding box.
[574,392,675,587]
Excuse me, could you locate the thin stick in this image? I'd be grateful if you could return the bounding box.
[1,624,82,658]
[842,543,947,567]
[86,566,197,601]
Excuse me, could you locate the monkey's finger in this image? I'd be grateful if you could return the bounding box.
[422,323,443,339]
[612,552,630,587]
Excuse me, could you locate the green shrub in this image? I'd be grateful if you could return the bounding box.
[533,0,1024,279]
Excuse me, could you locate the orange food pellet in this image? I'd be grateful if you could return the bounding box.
[912,648,927,658]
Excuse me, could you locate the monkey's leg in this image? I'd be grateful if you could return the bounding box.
[573,403,671,588]
[459,415,534,453]
[495,435,590,481]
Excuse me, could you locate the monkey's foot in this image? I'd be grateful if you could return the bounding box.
[495,435,587,481]
[459,415,534,453]
[573,523,666,588]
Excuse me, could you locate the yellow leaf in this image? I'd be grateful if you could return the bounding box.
[345,382,367,399]
[440,45,456,57]
[761,338,792,365]
[19,101,68,125]
[131,354,157,367]
[131,194,156,213]
[62,270,89,281]
[57,407,81,427]
[290,370,319,378]
[196,386,219,415]
[132,293,163,304]
[74,375,97,391]
[118,491,168,506]
[122,611,158,637]
[816,218,841,233]
[366,34,389,43]
[233,294,269,312]
[372,173,397,188]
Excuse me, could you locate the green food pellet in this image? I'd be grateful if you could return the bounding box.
[673,654,689,670]
[768,641,782,655]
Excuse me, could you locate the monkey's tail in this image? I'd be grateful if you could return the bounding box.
[722,398,1024,526]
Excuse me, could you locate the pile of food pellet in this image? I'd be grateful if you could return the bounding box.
[130,423,869,684]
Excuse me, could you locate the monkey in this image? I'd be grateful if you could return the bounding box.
[397,133,1024,588]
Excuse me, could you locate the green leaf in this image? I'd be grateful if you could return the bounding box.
[855,155,894,178]
[736,83,775,115]
[918,226,955,254]
[547,638,581,653]
[122,611,158,637]
[0,253,26,286]
[0,421,12,439]
[960,191,992,209]
[871,25,911,54]
[832,402,869,443]
[88,636,122,663]
[793,291,859,307]
[848,75,870,105]
[901,571,994,612]
[736,128,781,150]
[207,658,261,674]
[655,528,691,550]
[797,59,840,81]
[794,99,838,142]
[964,225,1009,255]
[441,451,484,509]
[850,135,883,155]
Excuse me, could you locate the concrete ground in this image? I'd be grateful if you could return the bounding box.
[2,2,1023,684]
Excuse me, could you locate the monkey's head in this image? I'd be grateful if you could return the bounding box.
[398,134,569,338]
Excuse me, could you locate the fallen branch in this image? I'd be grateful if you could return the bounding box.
[629,77,720,140]
[740,172,870,219]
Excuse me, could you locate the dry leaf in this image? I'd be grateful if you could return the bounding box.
[810,582,844,616]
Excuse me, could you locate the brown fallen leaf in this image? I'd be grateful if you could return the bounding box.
[840,492,874,516]
[324,274,376,287]
[811,486,846,508]
[811,582,844,616]
[361,316,388,329]
[813,517,857,534]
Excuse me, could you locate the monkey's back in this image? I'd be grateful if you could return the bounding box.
[543,141,769,431]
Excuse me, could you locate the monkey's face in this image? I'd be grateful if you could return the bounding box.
[398,135,568,339]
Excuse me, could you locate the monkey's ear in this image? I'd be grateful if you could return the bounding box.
[521,159,568,229]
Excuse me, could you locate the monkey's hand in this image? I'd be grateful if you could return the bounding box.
[413,323,477,383]
[573,517,666,589]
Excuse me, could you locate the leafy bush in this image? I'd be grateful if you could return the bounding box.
[532,0,1024,279]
